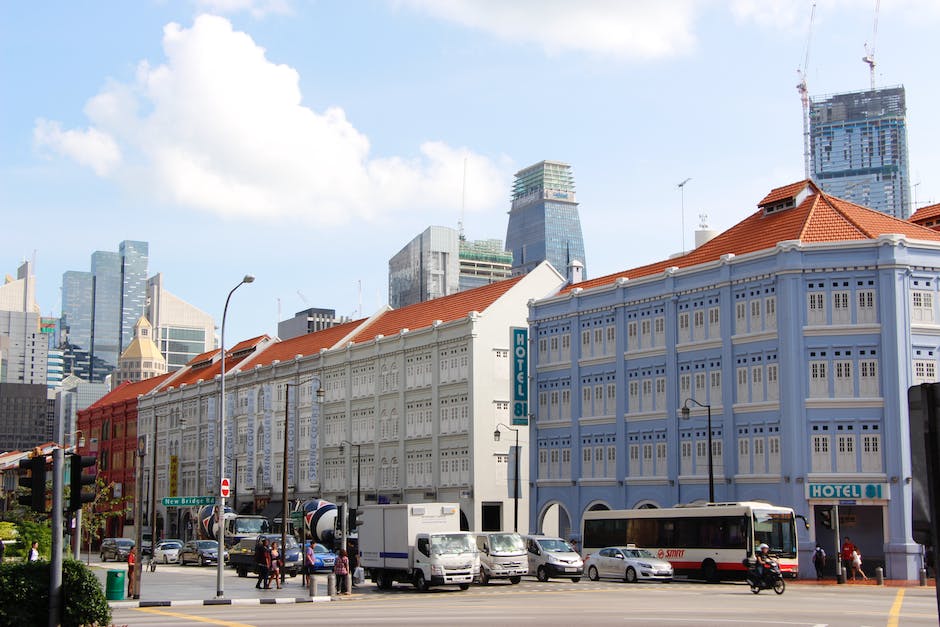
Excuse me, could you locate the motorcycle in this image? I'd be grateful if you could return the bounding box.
[743,557,785,595]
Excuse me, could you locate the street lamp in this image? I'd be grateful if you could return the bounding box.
[680,398,714,503]
[339,440,362,530]
[493,423,520,533]
[217,274,254,599]
[282,377,324,582]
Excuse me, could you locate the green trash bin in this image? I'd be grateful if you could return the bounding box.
[105,570,125,601]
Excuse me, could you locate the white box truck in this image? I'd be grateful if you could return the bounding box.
[359,503,478,591]
[476,532,527,584]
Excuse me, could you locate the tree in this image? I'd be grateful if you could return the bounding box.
[78,475,129,555]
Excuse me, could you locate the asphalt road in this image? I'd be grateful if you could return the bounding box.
[99,560,939,627]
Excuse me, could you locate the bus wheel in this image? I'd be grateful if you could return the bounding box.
[701,560,717,583]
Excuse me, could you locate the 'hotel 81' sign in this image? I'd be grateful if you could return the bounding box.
[511,327,528,425]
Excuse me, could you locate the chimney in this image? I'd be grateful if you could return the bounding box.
[567,259,584,285]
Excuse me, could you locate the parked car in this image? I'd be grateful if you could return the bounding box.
[584,545,673,583]
[100,538,135,562]
[228,534,302,578]
[307,542,337,573]
[179,540,227,566]
[524,535,583,582]
[153,539,184,564]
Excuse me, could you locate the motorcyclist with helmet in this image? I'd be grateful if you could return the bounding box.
[755,543,773,581]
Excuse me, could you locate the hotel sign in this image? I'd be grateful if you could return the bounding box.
[511,327,528,426]
[806,483,889,500]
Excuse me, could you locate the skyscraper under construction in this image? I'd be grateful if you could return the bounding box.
[809,86,910,218]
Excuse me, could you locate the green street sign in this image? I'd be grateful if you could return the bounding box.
[162,496,215,507]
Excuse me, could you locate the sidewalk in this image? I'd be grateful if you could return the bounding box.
[790,577,936,588]
[90,561,340,608]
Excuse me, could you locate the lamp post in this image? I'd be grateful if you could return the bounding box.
[217,274,254,599]
[493,423,520,532]
[339,440,361,530]
[680,398,714,503]
[148,412,163,570]
[282,378,324,583]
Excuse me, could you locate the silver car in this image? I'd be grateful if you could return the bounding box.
[153,540,183,564]
[584,546,673,583]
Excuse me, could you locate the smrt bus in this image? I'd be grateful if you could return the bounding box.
[581,502,798,581]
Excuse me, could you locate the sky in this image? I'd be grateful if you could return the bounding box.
[3,0,940,346]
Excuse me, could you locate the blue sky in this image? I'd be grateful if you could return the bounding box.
[3,1,939,345]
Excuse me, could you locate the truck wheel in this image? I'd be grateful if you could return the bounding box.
[237,568,247,578]
[379,573,393,590]
[414,571,429,591]
[537,565,550,582]
[459,583,470,590]
[509,576,522,585]
[480,570,490,585]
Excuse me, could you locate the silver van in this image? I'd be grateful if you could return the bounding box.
[524,535,583,582]
[475,532,527,584]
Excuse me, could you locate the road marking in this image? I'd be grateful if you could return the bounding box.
[886,589,905,627]
[135,606,256,626]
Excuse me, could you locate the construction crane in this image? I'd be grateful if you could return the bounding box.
[796,1,816,180]
[862,0,880,90]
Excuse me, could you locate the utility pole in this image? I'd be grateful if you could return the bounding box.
[50,448,64,627]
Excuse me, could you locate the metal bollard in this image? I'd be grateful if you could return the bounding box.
[307,573,315,597]
[875,566,884,585]
[920,568,928,586]
[327,574,336,596]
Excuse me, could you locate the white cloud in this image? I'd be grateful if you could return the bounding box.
[194,0,291,19]
[33,14,507,225]
[396,0,698,60]
[33,119,122,176]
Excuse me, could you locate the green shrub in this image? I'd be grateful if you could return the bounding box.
[10,520,51,559]
[0,559,111,627]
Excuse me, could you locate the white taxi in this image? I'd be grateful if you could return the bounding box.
[584,545,673,583]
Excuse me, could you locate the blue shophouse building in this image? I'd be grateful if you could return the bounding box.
[527,180,940,580]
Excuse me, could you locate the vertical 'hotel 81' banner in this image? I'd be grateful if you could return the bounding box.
[511,327,528,426]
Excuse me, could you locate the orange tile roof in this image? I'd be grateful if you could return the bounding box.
[252,318,369,367]
[349,275,526,343]
[86,373,174,410]
[910,203,940,224]
[564,180,940,294]
[159,336,269,390]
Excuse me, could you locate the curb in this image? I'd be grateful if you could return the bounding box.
[109,596,332,609]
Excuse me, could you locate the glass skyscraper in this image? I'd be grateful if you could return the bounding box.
[505,160,587,278]
[810,86,911,218]
[60,240,149,382]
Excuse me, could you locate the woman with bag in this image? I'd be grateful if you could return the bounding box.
[851,549,868,581]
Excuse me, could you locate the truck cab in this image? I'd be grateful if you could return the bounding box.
[476,532,527,584]
[413,532,478,590]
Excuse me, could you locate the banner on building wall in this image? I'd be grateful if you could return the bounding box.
[263,384,272,489]
[511,327,529,426]
[287,389,295,488]
[507,446,519,498]
[246,390,256,490]
[169,455,178,496]
[308,380,319,484]
[206,396,216,488]
[225,391,235,483]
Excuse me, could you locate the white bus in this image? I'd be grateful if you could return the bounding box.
[581,502,799,581]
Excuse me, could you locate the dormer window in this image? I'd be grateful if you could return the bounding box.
[764,197,796,214]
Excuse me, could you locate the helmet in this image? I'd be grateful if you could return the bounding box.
[759,543,769,552]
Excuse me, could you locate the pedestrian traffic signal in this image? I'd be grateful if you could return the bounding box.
[819,508,833,529]
[68,454,97,512]
[18,456,46,512]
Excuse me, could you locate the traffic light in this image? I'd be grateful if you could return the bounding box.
[18,456,46,512]
[348,507,357,531]
[69,454,97,512]
[819,507,833,529]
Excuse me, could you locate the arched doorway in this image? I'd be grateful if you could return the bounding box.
[538,502,572,539]
[459,509,469,531]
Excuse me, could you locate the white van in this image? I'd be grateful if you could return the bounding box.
[524,535,583,582]
[476,532,527,584]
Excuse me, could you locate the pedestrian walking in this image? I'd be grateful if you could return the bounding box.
[27,541,40,562]
[813,544,826,580]
[334,548,350,595]
[841,537,856,576]
[303,541,315,587]
[270,541,283,589]
[851,549,868,581]
[254,537,270,589]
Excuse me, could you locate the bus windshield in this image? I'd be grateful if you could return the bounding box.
[753,509,797,557]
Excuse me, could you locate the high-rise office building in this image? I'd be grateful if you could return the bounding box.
[146,273,215,371]
[0,261,48,385]
[388,226,460,308]
[505,160,587,278]
[810,86,911,218]
[458,238,512,291]
[60,240,149,382]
